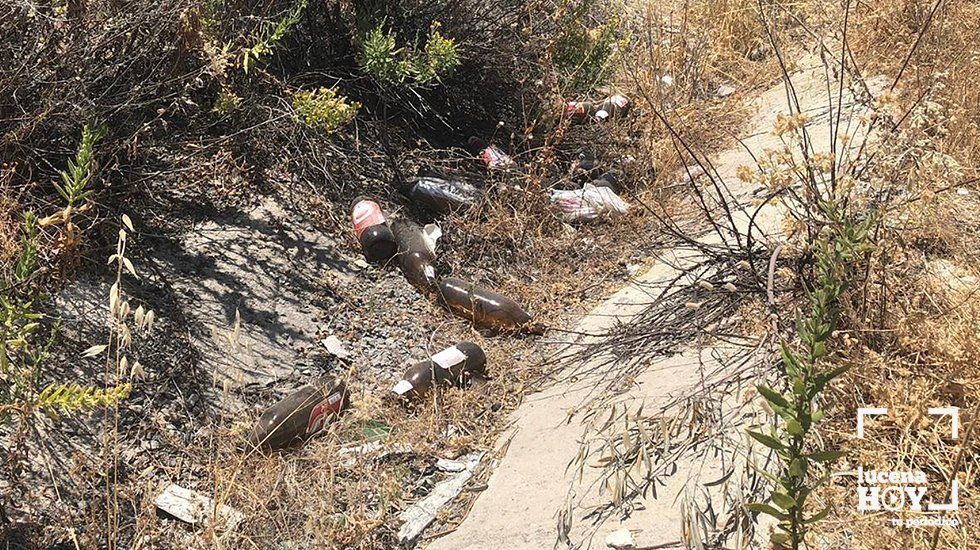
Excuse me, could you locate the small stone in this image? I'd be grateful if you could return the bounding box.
[353,259,369,269]
[604,529,635,549]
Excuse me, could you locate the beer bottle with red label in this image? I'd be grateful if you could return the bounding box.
[351,198,397,263]
[247,378,350,450]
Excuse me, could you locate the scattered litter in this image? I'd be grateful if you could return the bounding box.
[438,278,546,334]
[550,183,629,222]
[338,441,414,468]
[154,483,243,531]
[567,94,631,122]
[469,137,514,170]
[591,169,622,193]
[957,187,970,196]
[397,452,485,544]
[660,75,674,87]
[604,528,636,549]
[352,258,369,269]
[435,457,468,472]
[392,219,438,291]
[351,198,397,263]
[320,335,351,359]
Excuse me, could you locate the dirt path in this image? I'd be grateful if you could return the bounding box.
[429,57,883,549]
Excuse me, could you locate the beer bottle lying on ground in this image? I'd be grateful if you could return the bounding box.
[351,198,397,263]
[247,377,350,450]
[391,219,438,292]
[402,175,482,215]
[437,277,546,334]
[391,342,487,400]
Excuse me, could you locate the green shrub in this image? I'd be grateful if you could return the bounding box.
[414,22,461,83]
[242,0,308,73]
[292,88,360,132]
[358,21,459,86]
[553,7,625,93]
[213,88,243,115]
[359,24,409,83]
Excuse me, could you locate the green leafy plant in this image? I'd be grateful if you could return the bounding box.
[413,22,460,84]
[36,383,132,419]
[213,87,243,115]
[241,0,307,73]
[1,213,46,425]
[49,124,105,216]
[292,87,360,132]
[359,24,408,83]
[553,5,626,93]
[747,201,875,549]
[357,21,459,86]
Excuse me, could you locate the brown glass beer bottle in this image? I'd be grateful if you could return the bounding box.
[437,277,545,334]
[247,377,350,450]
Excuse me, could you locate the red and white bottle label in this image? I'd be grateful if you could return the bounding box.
[352,200,386,237]
[306,391,343,435]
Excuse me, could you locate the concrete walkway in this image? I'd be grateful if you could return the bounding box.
[428,57,882,549]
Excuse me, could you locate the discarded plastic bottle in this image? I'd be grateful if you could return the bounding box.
[247,378,350,450]
[391,219,438,292]
[391,342,487,399]
[468,137,514,170]
[437,277,545,334]
[351,198,397,263]
[404,175,481,215]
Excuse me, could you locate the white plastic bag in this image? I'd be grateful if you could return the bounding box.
[550,183,629,222]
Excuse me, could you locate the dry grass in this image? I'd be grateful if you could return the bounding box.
[785,0,980,547]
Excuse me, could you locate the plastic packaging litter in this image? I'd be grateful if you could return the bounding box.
[565,94,631,122]
[550,183,629,222]
[405,176,482,214]
[468,137,514,170]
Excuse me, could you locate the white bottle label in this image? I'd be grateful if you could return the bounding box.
[431,346,467,370]
[392,380,414,395]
